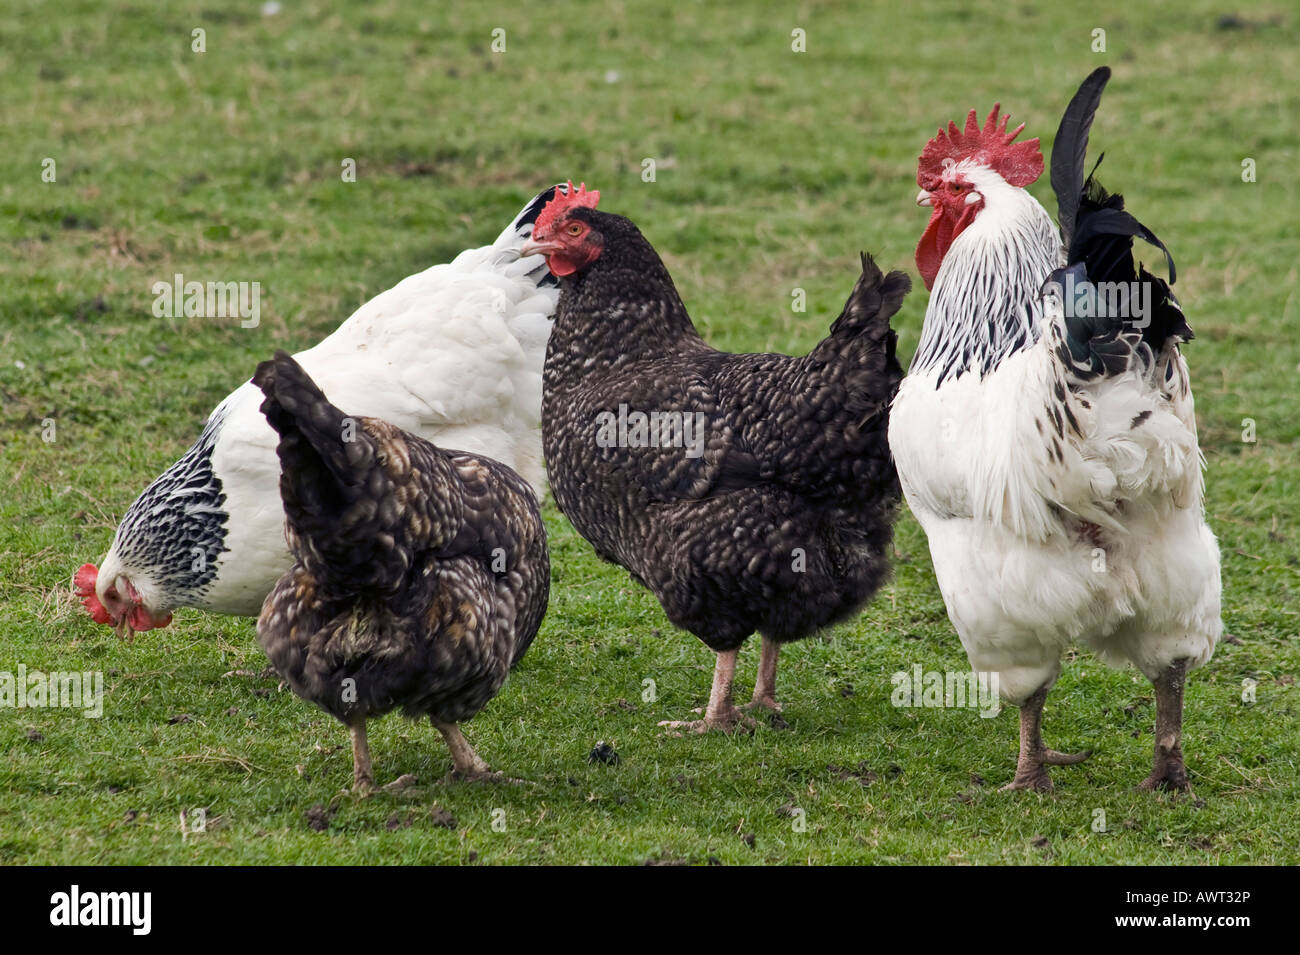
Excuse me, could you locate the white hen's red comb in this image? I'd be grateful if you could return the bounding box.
[73,563,113,625]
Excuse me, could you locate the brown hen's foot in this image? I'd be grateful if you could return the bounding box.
[451,768,530,785]
[1000,684,1092,793]
[349,721,376,795]
[383,773,418,793]
[1139,658,1193,794]
[434,720,495,778]
[658,647,758,735]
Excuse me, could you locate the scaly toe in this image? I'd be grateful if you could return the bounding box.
[999,769,1054,793]
[1138,767,1192,794]
[658,710,757,736]
[1042,748,1093,766]
[382,773,418,792]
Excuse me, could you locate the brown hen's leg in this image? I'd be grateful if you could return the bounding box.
[1139,658,1192,793]
[435,721,492,779]
[349,721,376,794]
[743,636,783,713]
[1000,685,1092,793]
[659,648,757,735]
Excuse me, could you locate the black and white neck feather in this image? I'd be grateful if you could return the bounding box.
[912,167,1062,386]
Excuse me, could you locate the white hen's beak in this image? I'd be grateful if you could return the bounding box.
[916,189,933,207]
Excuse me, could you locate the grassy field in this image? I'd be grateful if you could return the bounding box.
[1,0,1296,865]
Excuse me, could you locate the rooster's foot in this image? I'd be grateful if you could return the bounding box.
[999,749,1091,794]
[999,767,1054,793]
[1138,744,1192,794]
[1140,660,1193,794]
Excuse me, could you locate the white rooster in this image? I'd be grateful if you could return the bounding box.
[889,69,1222,792]
[75,185,563,636]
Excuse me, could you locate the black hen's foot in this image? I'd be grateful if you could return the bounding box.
[742,697,788,729]
[659,704,757,736]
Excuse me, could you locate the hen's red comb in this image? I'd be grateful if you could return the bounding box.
[917,104,1043,189]
[534,181,600,237]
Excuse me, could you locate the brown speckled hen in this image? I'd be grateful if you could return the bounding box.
[523,185,908,733]
[252,352,548,791]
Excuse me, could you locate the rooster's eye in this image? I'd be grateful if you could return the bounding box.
[566,223,583,236]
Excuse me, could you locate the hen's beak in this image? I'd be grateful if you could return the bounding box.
[519,237,562,258]
[916,189,933,207]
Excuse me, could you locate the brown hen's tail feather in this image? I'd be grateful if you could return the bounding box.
[252,350,367,491]
[253,351,446,597]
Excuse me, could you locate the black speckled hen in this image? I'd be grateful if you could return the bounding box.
[523,184,908,733]
[252,352,549,790]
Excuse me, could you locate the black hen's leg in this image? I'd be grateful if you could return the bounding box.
[1000,684,1092,793]
[744,636,783,713]
[1139,658,1192,793]
[659,648,758,735]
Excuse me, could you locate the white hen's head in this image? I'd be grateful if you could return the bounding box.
[914,104,1044,291]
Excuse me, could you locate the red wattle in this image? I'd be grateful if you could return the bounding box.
[915,207,951,291]
[545,253,578,278]
[915,204,978,291]
[128,605,172,632]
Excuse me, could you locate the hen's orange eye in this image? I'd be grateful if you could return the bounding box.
[566,223,583,236]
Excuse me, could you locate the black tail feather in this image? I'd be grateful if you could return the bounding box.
[1047,70,1190,370]
[828,252,912,342]
[1051,66,1111,246]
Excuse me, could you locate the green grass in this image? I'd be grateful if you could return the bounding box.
[1,0,1297,864]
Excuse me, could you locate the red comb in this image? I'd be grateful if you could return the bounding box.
[534,181,600,237]
[73,562,113,625]
[918,104,1043,189]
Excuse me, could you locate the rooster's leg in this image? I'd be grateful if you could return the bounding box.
[1000,684,1092,793]
[658,648,757,734]
[1139,658,1192,793]
[743,636,783,713]
[349,721,376,794]
[435,721,493,779]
